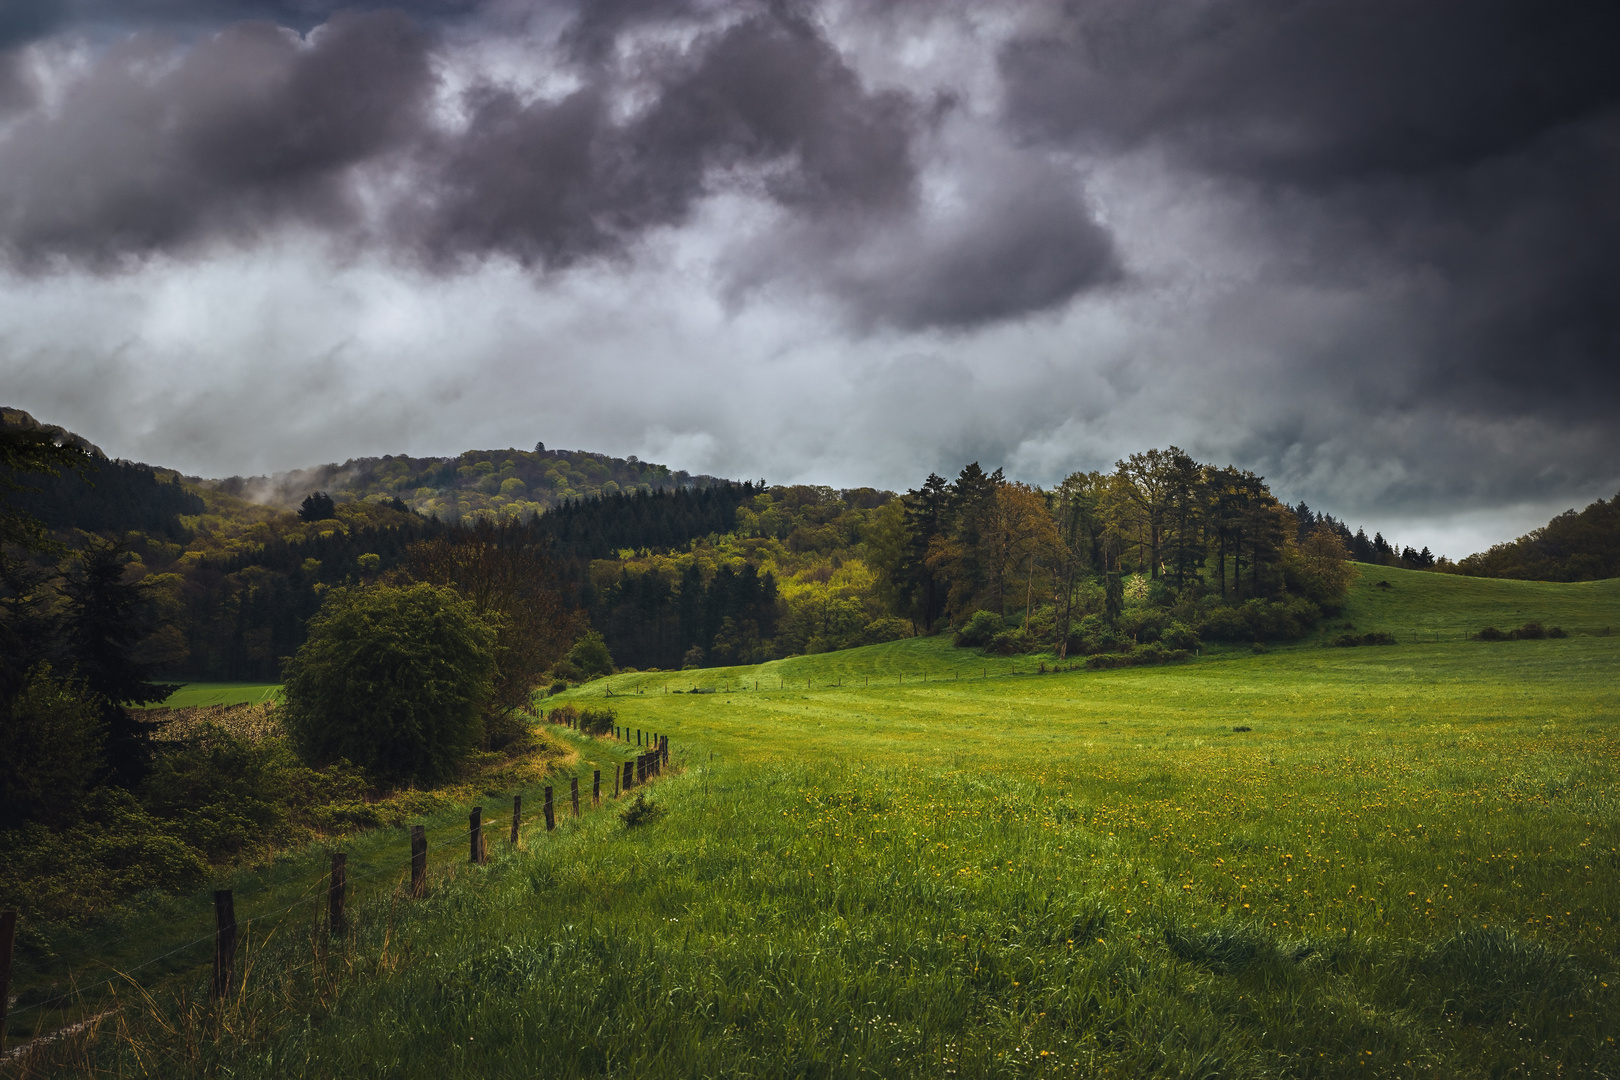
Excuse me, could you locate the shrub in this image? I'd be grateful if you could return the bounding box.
[577,705,616,736]
[565,630,615,677]
[1475,626,1507,641]
[985,628,1029,655]
[1330,631,1397,647]
[550,659,585,683]
[0,664,104,829]
[620,792,665,828]
[1548,625,1568,638]
[1159,621,1201,651]
[548,680,568,696]
[1198,597,1321,643]
[860,616,912,645]
[1118,606,1171,644]
[1084,647,1188,670]
[954,610,1003,648]
[138,723,295,861]
[281,583,497,786]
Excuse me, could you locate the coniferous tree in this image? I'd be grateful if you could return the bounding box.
[298,491,337,521]
[59,537,178,785]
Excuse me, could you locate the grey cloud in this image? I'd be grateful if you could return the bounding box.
[0,10,433,265]
[1000,0,1620,183]
[0,4,1123,327]
[838,156,1119,329]
[1000,0,1620,426]
[412,11,920,268]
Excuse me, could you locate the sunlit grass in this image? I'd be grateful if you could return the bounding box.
[20,575,1620,1078]
[138,681,284,709]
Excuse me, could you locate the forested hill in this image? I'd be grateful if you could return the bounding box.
[1,407,203,539]
[189,444,733,522]
[1457,490,1620,582]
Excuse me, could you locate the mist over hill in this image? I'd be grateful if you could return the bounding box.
[186,443,736,521]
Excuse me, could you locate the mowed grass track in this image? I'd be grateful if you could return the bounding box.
[39,577,1620,1079]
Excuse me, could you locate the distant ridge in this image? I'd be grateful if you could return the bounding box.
[184,445,736,522]
[0,406,106,458]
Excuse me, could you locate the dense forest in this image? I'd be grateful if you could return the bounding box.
[190,443,730,521]
[6,408,1615,690]
[1455,491,1620,582]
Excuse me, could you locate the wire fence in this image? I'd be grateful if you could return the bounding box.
[0,734,676,1062]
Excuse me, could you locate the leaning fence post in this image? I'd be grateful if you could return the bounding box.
[329,852,348,935]
[0,909,16,1049]
[470,807,483,864]
[571,777,580,817]
[593,769,601,805]
[511,795,522,845]
[211,891,236,1003]
[410,825,427,897]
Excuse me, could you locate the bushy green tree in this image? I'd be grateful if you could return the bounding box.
[0,664,105,829]
[281,583,496,785]
[564,629,615,678]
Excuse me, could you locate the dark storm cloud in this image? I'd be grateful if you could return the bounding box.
[0,2,1121,326]
[1000,0,1620,426]
[1000,0,1620,182]
[413,11,920,268]
[1,0,483,44]
[0,10,433,265]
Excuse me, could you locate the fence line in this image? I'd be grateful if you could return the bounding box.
[0,736,675,1058]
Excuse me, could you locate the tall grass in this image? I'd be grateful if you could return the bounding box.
[12,582,1620,1078]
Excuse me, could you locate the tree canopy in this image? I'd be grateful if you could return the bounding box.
[281,583,497,785]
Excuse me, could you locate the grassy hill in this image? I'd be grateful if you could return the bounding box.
[22,572,1620,1078]
[1338,562,1620,640]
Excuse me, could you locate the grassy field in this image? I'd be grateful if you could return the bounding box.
[19,572,1620,1078]
[138,682,285,708]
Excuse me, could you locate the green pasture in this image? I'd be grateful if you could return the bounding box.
[26,573,1620,1078]
[140,681,284,708]
[1336,563,1620,641]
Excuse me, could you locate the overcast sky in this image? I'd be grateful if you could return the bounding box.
[1,0,1616,557]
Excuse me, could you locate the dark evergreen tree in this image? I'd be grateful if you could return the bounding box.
[298,491,337,521]
[59,538,179,785]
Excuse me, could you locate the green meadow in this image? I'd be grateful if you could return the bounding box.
[140,682,285,709]
[19,570,1620,1078]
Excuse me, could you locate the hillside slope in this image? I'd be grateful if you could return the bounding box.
[1341,562,1620,638]
[188,444,735,520]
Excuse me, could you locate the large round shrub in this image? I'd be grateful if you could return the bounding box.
[282,584,497,785]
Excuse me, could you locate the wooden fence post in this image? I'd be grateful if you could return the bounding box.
[623,759,635,791]
[329,853,347,934]
[410,826,427,897]
[614,763,621,798]
[211,891,236,1003]
[544,786,556,831]
[0,909,16,1049]
[571,777,580,817]
[593,769,601,805]
[470,807,483,864]
[511,795,522,845]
